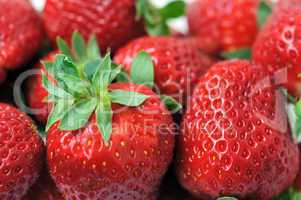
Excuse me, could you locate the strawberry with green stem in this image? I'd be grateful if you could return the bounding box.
[44,32,180,200]
[43,0,186,53]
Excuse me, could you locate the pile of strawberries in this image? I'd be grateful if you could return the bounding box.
[1,0,301,200]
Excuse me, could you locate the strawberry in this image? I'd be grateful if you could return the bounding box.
[43,0,144,52]
[0,103,44,200]
[176,60,300,199]
[0,0,44,69]
[43,33,178,200]
[43,0,187,52]
[27,52,56,124]
[252,2,301,97]
[0,68,6,84]
[187,0,259,55]
[114,36,215,104]
[23,170,63,200]
[296,146,301,190]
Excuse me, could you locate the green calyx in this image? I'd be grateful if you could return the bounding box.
[136,0,186,36]
[42,32,181,143]
[257,0,272,28]
[221,48,252,60]
[217,197,239,200]
[273,188,301,200]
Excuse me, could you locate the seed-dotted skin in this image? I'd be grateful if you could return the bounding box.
[295,145,301,191]
[188,0,259,54]
[114,37,215,104]
[0,103,44,200]
[43,0,144,53]
[176,60,300,200]
[0,0,44,69]
[252,4,301,97]
[47,83,175,200]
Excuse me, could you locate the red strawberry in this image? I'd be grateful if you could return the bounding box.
[252,3,301,97]
[176,60,299,200]
[295,145,301,191]
[22,170,63,200]
[0,103,44,200]
[43,0,144,52]
[187,0,259,54]
[44,33,176,200]
[0,68,6,84]
[0,0,44,69]
[27,52,56,124]
[114,36,215,104]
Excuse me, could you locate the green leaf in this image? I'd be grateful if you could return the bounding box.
[87,35,100,59]
[295,100,301,118]
[217,197,238,200]
[221,48,252,60]
[56,73,90,96]
[92,53,112,92]
[96,97,112,143]
[43,94,58,103]
[72,32,86,60]
[110,64,122,82]
[84,58,102,80]
[42,61,54,72]
[160,95,182,112]
[109,90,149,106]
[288,103,301,142]
[160,0,186,19]
[273,188,301,200]
[146,23,170,36]
[57,37,73,58]
[257,0,272,28]
[61,56,79,77]
[131,51,154,88]
[46,99,74,131]
[42,73,73,99]
[59,98,97,130]
[136,0,147,20]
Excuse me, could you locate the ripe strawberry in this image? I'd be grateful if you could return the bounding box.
[43,0,144,52]
[252,3,301,97]
[0,0,44,69]
[187,0,259,54]
[23,170,63,200]
[114,36,215,104]
[176,60,300,199]
[0,68,6,84]
[27,52,56,124]
[44,33,177,200]
[296,146,301,190]
[0,103,44,200]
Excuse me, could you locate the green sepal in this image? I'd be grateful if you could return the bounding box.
[273,188,301,200]
[42,73,72,99]
[72,31,86,60]
[217,197,239,200]
[131,51,154,88]
[59,98,98,131]
[56,73,90,97]
[96,98,112,143]
[84,58,102,80]
[136,0,186,36]
[160,95,182,113]
[109,89,149,107]
[92,53,112,92]
[87,34,100,59]
[110,64,122,82]
[46,99,74,131]
[288,102,301,143]
[221,48,252,60]
[257,0,272,28]
[160,0,186,19]
[57,37,73,59]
